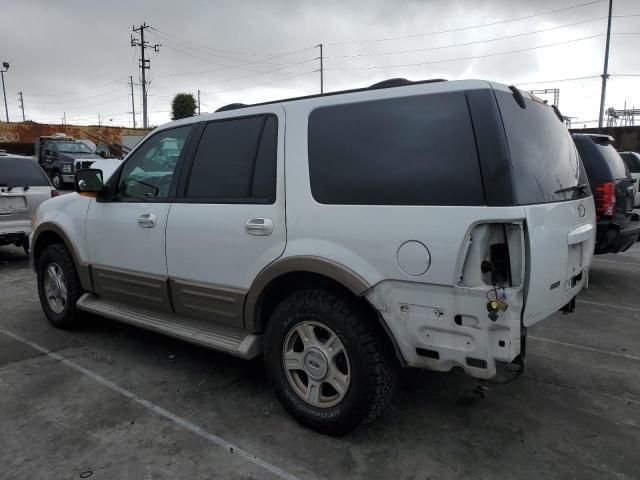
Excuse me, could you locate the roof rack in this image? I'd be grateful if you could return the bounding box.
[212,78,448,113]
[215,103,249,113]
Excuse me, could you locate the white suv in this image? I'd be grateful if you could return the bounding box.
[31,79,596,435]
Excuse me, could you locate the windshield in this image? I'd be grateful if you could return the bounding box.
[57,141,93,154]
[0,158,51,186]
[496,90,590,204]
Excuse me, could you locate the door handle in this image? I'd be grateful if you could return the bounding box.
[245,218,274,236]
[137,213,157,228]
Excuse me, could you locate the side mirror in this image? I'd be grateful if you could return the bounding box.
[75,169,104,194]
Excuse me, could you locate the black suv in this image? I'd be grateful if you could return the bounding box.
[573,134,640,254]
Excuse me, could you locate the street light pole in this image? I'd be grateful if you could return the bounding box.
[1,62,9,123]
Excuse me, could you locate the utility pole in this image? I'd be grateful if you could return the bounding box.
[197,89,201,115]
[131,23,160,129]
[18,91,25,122]
[98,113,101,127]
[129,76,137,128]
[318,44,324,94]
[598,0,613,128]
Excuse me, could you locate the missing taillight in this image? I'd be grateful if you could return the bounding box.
[459,223,523,289]
[594,181,616,221]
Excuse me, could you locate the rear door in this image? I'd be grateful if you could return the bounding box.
[165,108,285,328]
[494,88,595,326]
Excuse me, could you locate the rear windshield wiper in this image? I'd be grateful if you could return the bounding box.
[555,183,589,194]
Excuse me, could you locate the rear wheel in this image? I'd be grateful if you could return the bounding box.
[36,243,84,329]
[264,289,398,436]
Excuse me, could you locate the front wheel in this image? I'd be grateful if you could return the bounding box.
[36,243,84,329]
[264,289,398,436]
[51,172,64,189]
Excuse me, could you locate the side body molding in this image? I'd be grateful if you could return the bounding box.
[244,255,371,332]
[31,222,93,292]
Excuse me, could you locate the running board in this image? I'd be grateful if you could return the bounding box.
[76,293,262,359]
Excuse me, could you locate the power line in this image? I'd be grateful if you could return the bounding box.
[150,26,316,59]
[28,95,129,112]
[516,75,602,85]
[204,69,318,96]
[149,30,317,75]
[325,0,606,45]
[153,57,318,90]
[25,87,128,105]
[326,17,607,59]
[26,77,129,97]
[326,34,604,71]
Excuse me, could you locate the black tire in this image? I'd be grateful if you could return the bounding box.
[36,243,84,329]
[51,172,64,190]
[264,289,398,436]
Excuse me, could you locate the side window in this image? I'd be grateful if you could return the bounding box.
[117,125,192,198]
[186,115,277,202]
[307,93,484,206]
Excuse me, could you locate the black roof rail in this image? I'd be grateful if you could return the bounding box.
[215,103,248,112]
[209,78,449,113]
[368,78,445,89]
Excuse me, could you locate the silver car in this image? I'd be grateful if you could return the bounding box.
[0,152,57,253]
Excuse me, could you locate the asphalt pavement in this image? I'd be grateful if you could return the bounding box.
[1,244,639,480]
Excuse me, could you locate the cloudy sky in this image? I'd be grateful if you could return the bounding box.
[1,0,639,128]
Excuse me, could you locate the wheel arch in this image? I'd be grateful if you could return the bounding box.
[244,256,406,365]
[32,223,93,291]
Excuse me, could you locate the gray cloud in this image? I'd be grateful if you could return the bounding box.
[1,0,638,127]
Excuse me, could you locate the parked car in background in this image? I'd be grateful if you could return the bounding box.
[32,79,595,435]
[0,152,58,253]
[36,134,102,189]
[619,151,640,207]
[573,134,640,254]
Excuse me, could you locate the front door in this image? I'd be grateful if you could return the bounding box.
[86,124,194,312]
[165,109,286,327]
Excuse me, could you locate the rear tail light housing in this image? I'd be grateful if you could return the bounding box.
[51,189,60,198]
[594,181,616,221]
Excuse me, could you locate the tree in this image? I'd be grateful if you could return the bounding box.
[171,93,197,120]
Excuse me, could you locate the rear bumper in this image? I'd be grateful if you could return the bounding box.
[366,280,524,380]
[62,174,74,183]
[595,219,640,254]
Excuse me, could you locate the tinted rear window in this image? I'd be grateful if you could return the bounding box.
[308,92,484,206]
[495,90,588,204]
[621,152,640,173]
[575,137,628,180]
[0,158,50,187]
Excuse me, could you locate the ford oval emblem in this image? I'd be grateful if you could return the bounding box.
[578,205,586,217]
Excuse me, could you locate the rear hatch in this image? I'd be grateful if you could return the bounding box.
[0,157,52,226]
[494,87,595,326]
